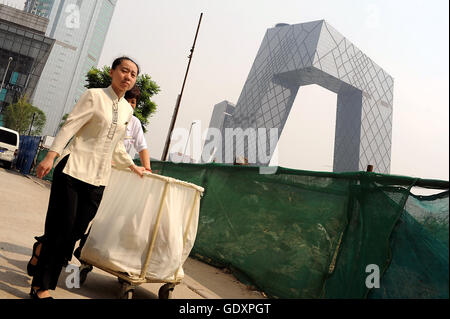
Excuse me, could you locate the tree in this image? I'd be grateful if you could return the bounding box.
[29,108,46,136]
[85,66,160,133]
[58,113,69,131]
[3,96,46,136]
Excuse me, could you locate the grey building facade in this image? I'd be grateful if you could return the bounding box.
[212,20,394,173]
[24,0,55,18]
[30,0,117,136]
[0,4,55,123]
[202,100,235,162]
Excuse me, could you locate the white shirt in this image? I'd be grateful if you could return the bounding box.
[123,115,148,154]
[50,86,134,186]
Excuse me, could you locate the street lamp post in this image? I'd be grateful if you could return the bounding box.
[23,58,38,97]
[183,121,198,160]
[0,57,14,99]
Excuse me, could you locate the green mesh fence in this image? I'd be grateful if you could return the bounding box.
[146,160,448,299]
[35,152,449,298]
[368,192,449,299]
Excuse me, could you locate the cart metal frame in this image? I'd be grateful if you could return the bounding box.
[78,175,202,299]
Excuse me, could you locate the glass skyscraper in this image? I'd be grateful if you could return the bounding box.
[206,20,394,173]
[29,0,117,136]
[24,0,55,18]
[0,4,55,121]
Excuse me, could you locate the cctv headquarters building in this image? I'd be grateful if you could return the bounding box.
[204,20,394,174]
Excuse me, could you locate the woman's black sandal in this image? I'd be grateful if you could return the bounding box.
[29,287,53,300]
[27,241,41,276]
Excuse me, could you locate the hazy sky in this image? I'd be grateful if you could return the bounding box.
[6,0,450,181]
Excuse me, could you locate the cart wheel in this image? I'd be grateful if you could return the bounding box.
[120,289,134,299]
[119,282,135,299]
[158,283,175,299]
[79,264,93,286]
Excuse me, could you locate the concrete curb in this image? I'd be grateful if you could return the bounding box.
[182,275,222,299]
[23,174,51,189]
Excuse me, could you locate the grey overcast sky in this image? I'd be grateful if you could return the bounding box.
[6,0,450,181]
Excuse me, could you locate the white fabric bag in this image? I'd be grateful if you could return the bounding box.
[80,168,204,281]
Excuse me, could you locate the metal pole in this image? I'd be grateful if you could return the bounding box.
[23,59,37,98]
[183,121,196,158]
[161,13,203,161]
[0,57,13,96]
[28,112,36,135]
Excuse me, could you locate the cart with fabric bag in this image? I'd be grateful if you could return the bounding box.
[77,167,204,299]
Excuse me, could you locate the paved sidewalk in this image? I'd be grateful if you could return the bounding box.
[0,167,265,299]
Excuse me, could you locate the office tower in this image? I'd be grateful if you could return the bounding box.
[30,0,117,136]
[0,4,55,125]
[210,20,394,173]
[24,0,55,18]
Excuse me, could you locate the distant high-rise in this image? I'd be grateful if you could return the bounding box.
[30,0,117,136]
[24,0,55,18]
[201,100,235,163]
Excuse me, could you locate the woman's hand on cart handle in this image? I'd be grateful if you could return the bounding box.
[145,167,152,173]
[129,164,146,177]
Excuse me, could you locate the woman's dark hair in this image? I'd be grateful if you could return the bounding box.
[125,85,141,102]
[112,56,140,75]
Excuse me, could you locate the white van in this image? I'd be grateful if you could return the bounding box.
[0,126,20,169]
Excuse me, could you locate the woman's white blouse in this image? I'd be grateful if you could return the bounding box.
[50,86,135,186]
[123,115,148,154]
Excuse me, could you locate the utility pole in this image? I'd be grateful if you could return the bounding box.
[161,13,203,161]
